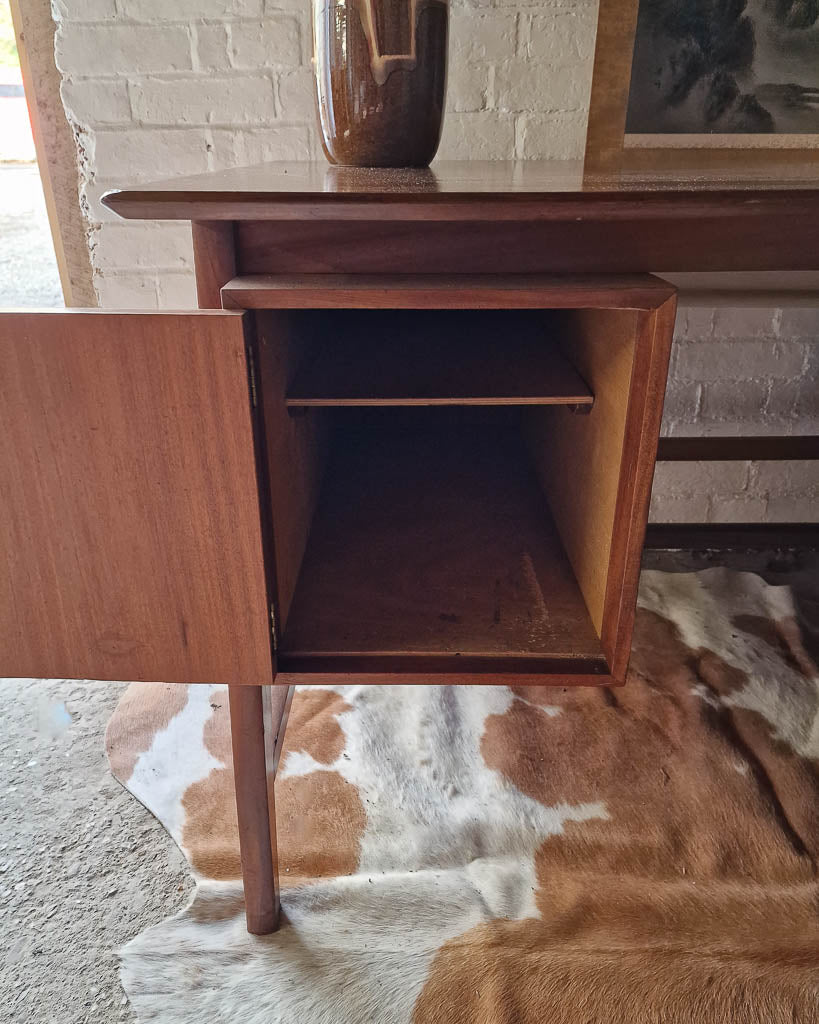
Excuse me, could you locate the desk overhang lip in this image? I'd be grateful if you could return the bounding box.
[100,187,819,222]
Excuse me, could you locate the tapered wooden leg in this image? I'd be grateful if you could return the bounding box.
[228,684,294,934]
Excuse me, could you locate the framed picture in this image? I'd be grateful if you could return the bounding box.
[584,0,819,172]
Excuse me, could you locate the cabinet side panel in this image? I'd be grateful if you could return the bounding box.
[525,309,639,639]
[601,296,676,678]
[0,311,273,685]
[253,311,330,630]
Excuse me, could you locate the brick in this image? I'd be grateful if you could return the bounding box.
[517,111,586,159]
[660,381,700,426]
[92,128,210,181]
[648,491,711,524]
[209,126,311,166]
[229,18,302,69]
[778,306,819,340]
[55,24,192,76]
[265,0,314,12]
[675,338,805,381]
[652,460,750,494]
[130,76,275,125]
[712,306,777,339]
[157,273,198,308]
[193,25,231,72]
[120,0,262,18]
[52,0,118,21]
[91,223,194,270]
[675,306,714,340]
[450,11,517,62]
[447,63,490,113]
[766,495,819,523]
[61,79,131,125]
[527,11,593,63]
[277,70,316,122]
[765,377,819,424]
[753,460,819,495]
[494,60,588,112]
[710,496,768,524]
[700,380,769,422]
[436,112,516,160]
[94,271,159,309]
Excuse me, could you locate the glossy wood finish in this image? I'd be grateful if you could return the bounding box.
[221,274,675,309]
[284,311,593,407]
[101,159,819,218]
[103,161,819,273]
[0,310,274,685]
[228,684,293,933]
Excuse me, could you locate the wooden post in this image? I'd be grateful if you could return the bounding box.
[228,685,294,934]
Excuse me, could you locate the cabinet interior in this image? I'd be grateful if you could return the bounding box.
[253,306,640,681]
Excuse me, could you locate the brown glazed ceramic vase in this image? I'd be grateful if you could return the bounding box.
[313,0,448,167]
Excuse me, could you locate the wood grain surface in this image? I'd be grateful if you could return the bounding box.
[280,418,604,674]
[222,274,677,310]
[232,215,819,274]
[600,294,677,679]
[100,158,819,222]
[0,310,274,685]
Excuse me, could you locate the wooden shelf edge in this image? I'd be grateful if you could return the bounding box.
[276,653,611,677]
[221,274,677,311]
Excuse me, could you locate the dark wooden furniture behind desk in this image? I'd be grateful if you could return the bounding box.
[2,161,818,935]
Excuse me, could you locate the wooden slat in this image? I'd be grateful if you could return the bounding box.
[644,523,819,549]
[222,274,676,311]
[657,436,819,462]
[280,419,604,672]
[285,311,593,407]
[0,310,273,685]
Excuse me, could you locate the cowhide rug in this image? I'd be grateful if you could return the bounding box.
[106,568,819,1024]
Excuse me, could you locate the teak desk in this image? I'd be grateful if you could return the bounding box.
[3,160,818,933]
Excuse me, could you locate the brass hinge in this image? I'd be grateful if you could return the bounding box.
[246,343,258,409]
[270,605,279,652]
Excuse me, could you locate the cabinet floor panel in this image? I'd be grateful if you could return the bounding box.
[280,423,603,671]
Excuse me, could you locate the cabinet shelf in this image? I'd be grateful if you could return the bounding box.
[285,310,593,408]
[278,416,605,676]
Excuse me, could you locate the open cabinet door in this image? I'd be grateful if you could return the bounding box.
[0,310,274,685]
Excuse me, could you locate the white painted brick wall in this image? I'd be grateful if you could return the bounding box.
[54,0,597,309]
[51,1,817,523]
[652,304,818,524]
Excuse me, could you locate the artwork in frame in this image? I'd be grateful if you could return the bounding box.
[584,0,819,172]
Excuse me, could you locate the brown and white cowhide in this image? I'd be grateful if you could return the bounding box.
[106,569,819,1024]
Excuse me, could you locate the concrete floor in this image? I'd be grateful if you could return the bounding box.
[0,164,64,307]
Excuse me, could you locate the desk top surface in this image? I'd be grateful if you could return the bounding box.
[101,158,819,221]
